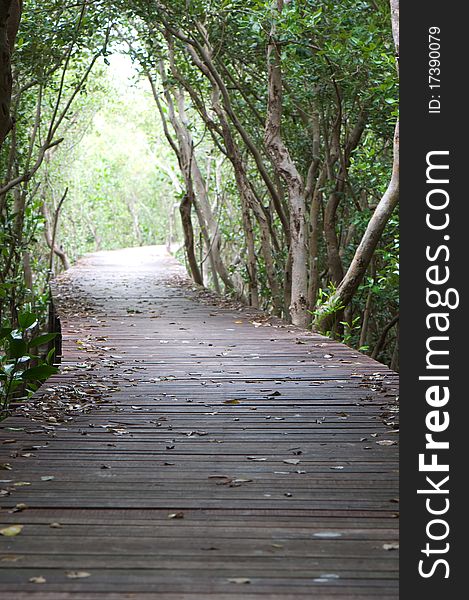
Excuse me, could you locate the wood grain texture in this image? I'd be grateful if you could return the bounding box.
[0,246,399,598]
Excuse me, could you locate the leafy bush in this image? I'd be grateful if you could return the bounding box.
[0,311,58,417]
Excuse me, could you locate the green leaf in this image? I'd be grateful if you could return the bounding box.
[46,347,56,365]
[22,365,59,381]
[0,327,12,341]
[0,524,23,537]
[18,312,37,330]
[8,339,28,359]
[29,333,57,348]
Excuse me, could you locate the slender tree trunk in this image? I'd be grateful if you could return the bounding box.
[41,200,70,272]
[307,184,324,310]
[179,194,203,285]
[240,202,259,308]
[126,193,143,246]
[264,14,308,327]
[0,0,21,149]
[23,251,32,290]
[390,324,399,371]
[371,314,399,361]
[323,186,344,285]
[359,259,375,349]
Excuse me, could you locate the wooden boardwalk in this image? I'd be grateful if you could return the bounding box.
[0,246,399,599]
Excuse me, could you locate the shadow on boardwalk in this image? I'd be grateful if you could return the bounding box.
[0,246,399,598]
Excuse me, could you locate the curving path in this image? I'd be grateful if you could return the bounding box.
[0,246,399,598]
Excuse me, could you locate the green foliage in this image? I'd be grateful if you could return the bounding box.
[0,311,58,416]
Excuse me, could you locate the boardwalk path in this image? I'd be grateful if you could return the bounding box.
[0,246,399,599]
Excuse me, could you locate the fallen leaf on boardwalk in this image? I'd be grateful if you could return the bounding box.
[66,571,91,579]
[247,456,267,461]
[0,525,23,537]
[0,463,12,470]
[41,476,55,481]
[223,399,240,405]
[0,489,10,497]
[0,555,23,562]
[330,466,344,470]
[383,543,399,551]
[228,577,251,584]
[29,576,46,584]
[2,439,16,444]
[283,459,300,465]
[376,440,397,446]
[168,512,184,519]
[9,503,28,514]
[49,522,62,528]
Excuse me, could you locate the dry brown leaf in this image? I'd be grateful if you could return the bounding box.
[66,571,91,579]
[9,503,28,514]
[0,555,23,562]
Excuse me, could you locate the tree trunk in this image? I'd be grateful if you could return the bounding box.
[307,184,323,310]
[179,193,203,285]
[390,324,399,371]
[41,200,70,272]
[0,0,21,149]
[359,259,376,349]
[323,186,345,285]
[264,16,308,327]
[371,314,399,361]
[126,193,143,246]
[23,251,32,290]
